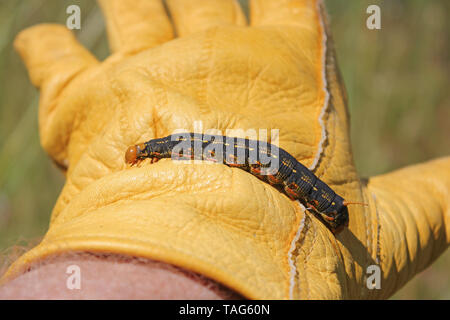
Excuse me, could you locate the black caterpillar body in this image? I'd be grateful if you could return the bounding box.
[125,133,350,234]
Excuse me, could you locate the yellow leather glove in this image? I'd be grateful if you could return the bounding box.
[3,0,449,299]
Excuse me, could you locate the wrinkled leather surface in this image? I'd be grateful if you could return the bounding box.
[2,0,449,299]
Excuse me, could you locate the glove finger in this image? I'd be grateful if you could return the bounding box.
[14,24,99,168]
[250,0,321,29]
[14,24,98,89]
[97,0,174,54]
[365,157,450,298]
[166,0,247,37]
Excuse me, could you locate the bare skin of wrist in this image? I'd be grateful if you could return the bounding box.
[0,252,243,299]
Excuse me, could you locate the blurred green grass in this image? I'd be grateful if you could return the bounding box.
[0,0,448,299]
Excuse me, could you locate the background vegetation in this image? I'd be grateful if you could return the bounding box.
[0,0,448,299]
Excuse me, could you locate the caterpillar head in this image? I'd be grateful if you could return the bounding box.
[125,143,147,165]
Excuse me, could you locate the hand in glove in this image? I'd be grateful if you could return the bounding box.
[2,0,449,299]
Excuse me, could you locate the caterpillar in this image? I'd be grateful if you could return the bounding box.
[125,133,365,234]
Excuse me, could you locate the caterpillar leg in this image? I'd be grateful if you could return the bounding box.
[306,200,321,212]
[225,154,246,168]
[249,162,262,175]
[250,163,269,182]
[203,150,219,162]
[183,148,194,160]
[267,174,282,185]
[150,157,160,164]
[171,152,192,160]
[127,157,145,167]
[284,183,299,200]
